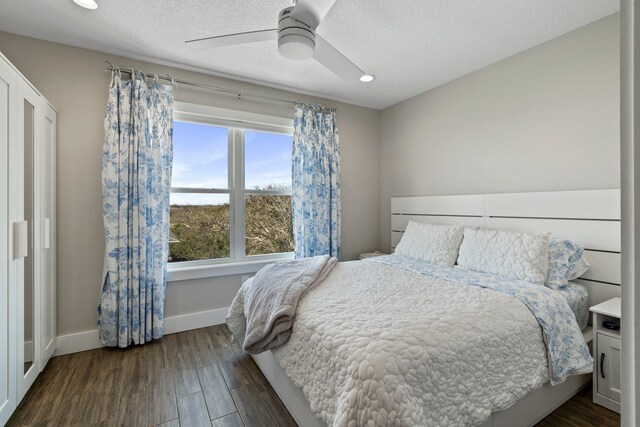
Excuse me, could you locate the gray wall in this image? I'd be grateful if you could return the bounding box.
[0,31,381,336]
[0,13,620,336]
[379,14,621,251]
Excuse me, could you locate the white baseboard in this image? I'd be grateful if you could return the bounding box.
[56,329,101,356]
[54,306,229,356]
[164,306,228,334]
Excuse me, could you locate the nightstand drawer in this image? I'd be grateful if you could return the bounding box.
[596,333,621,403]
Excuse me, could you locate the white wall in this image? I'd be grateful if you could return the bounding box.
[379,14,620,250]
[0,31,381,337]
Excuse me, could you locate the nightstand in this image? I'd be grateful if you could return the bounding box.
[590,297,621,414]
[358,251,388,260]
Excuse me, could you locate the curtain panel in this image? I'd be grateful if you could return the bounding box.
[292,103,341,258]
[98,71,174,347]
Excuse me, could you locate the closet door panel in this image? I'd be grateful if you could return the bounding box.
[0,56,17,427]
[14,77,41,401]
[40,100,56,367]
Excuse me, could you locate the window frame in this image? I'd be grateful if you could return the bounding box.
[168,102,294,282]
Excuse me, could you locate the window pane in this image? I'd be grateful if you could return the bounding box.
[245,194,293,256]
[244,130,292,191]
[172,121,228,189]
[169,193,230,262]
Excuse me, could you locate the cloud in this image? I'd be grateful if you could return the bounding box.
[245,150,290,170]
[170,193,229,206]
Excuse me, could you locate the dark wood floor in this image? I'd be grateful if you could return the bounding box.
[536,385,619,427]
[7,325,620,427]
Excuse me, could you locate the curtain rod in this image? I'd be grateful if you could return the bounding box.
[105,61,303,106]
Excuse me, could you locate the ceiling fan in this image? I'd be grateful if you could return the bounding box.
[185,0,375,82]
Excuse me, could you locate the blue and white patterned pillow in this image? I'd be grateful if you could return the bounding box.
[568,256,591,280]
[546,238,586,290]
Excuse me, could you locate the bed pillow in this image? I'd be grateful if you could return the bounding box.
[568,255,591,281]
[457,228,550,284]
[394,221,464,267]
[545,238,587,290]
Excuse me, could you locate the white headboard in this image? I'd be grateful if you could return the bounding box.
[391,189,621,306]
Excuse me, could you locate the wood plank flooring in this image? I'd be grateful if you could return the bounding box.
[7,324,620,426]
[536,385,619,427]
[7,325,296,427]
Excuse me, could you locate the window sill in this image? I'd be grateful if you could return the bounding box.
[167,254,294,282]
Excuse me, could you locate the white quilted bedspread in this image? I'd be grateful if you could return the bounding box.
[230,260,560,427]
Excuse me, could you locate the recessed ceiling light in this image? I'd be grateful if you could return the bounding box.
[73,0,98,9]
[360,74,375,83]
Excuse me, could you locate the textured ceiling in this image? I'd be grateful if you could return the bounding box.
[0,0,619,109]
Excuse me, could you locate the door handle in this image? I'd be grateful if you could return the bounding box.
[43,218,50,249]
[13,220,28,259]
[600,353,606,379]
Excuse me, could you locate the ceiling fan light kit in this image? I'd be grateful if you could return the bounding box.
[185,0,374,82]
[278,7,315,60]
[72,0,98,9]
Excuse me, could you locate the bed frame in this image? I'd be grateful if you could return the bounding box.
[252,189,621,427]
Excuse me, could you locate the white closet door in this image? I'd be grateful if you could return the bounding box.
[13,77,41,401]
[39,100,56,368]
[0,55,18,427]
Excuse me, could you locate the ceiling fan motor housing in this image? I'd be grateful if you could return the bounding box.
[278,7,316,60]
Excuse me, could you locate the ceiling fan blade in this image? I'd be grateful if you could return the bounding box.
[185,28,278,49]
[313,35,364,80]
[290,0,337,30]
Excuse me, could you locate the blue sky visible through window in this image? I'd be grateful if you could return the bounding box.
[245,130,292,191]
[171,121,292,205]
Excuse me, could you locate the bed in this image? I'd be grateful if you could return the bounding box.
[234,189,621,427]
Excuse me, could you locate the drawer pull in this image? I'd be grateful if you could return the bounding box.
[600,353,606,379]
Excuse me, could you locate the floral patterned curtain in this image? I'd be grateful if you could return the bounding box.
[98,71,173,347]
[292,103,341,258]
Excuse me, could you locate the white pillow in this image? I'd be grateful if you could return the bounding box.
[395,222,464,267]
[457,228,550,285]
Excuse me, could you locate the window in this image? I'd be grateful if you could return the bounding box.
[169,105,294,269]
